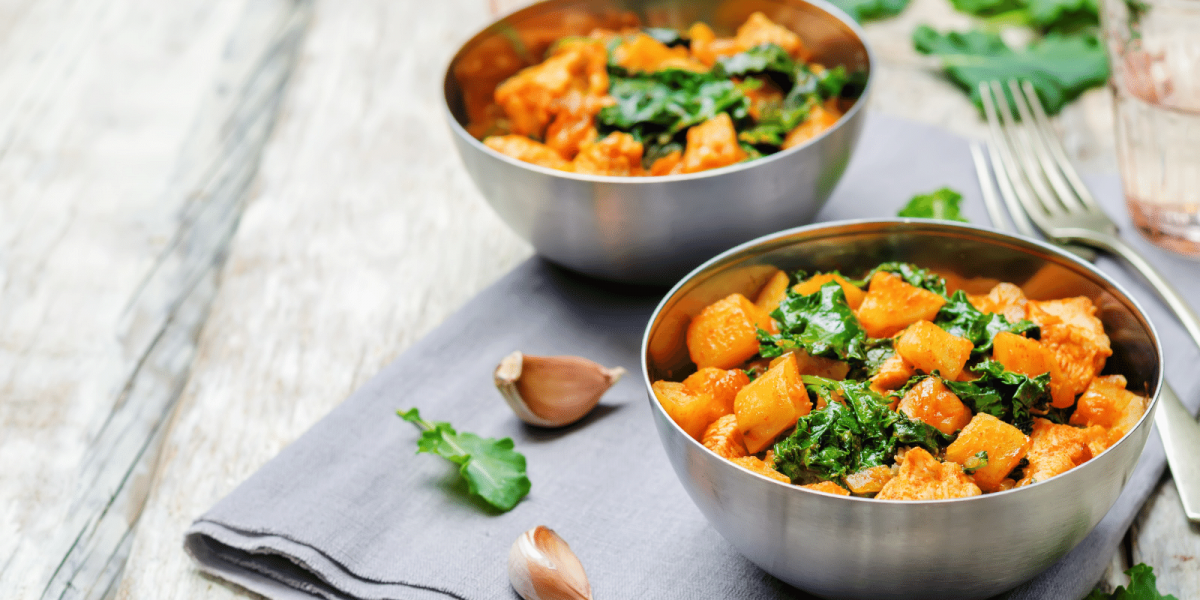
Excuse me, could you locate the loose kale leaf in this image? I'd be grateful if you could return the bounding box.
[398,408,531,512]
[760,281,868,362]
[856,262,949,296]
[773,377,950,483]
[912,25,1109,115]
[863,338,896,378]
[943,359,1052,432]
[897,187,970,222]
[949,0,1097,32]
[598,70,751,138]
[1084,563,1179,600]
[827,0,912,22]
[713,43,795,79]
[935,290,1039,353]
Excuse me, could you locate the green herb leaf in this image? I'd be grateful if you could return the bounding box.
[761,281,869,362]
[942,359,1052,432]
[398,408,531,512]
[856,262,949,296]
[773,377,951,483]
[935,290,1039,353]
[912,26,1109,115]
[897,187,970,222]
[1085,563,1179,600]
[713,43,795,79]
[597,70,751,138]
[963,450,989,474]
[827,0,912,22]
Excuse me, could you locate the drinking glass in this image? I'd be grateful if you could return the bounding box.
[1102,0,1200,256]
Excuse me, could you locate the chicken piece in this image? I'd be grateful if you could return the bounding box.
[494,39,609,137]
[687,22,743,67]
[803,481,852,496]
[1018,418,1095,486]
[611,33,707,73]
[731,456,791,483]
[483,135,571,170]
[870,354,916,396]
[967,282,1028,324]
[735,12,810,61]
[897,377,972,436]
[1070,374,1148,448]
[876,447,982,500]
[649,150,684,176]
[544,91,615,159]
[781,98,842,149]
[702,414,748,459]
[681,113,748,174]
[1026,297,1113,399]
[843,465,895,495]
[572,132,645,176]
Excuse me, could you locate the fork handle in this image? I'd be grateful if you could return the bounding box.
[1066,228,1200,352]
[1156,384,1200,521]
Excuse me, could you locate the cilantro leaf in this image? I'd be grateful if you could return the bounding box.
[827,0,912,22]
[760,281,869,362]
[912,26,1109,115]
[1085,563,1179,600]
[897,187,970,222]
[856,262,948,296]
[942,359,1052,432]
[398,408,531,512]
[773,377,951,483]
[935,290,1039,353]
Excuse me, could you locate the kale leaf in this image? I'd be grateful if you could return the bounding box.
[949,0,1097,32]
[942,359,1052,432]
[773,377,951,483]
[398,408,531,512]
[760,281,868,362]
[897,187,970,222]
[912,26,1109,115]
[828,0,912,22]
[935,290,1039,353]
[713,43,795,79]
[598,70,750,138]
[856,262,949,296]
[1084,563,1179,600]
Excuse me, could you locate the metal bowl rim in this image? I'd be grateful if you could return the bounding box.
[639,217,1164,505]
[440,0,875,184]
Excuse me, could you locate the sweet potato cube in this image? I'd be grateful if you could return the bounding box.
[653,381,725,441]
[792,273,865,309]
[869,354,916,395]
[770,348,849,381]
[856,272,947,339]
[897,377,972,435]
[803,481,851,496]
[731,456,791,483]
[843,465,895,495]
[945,413,1031,492]
[992,331,1073,408]
[683,367,750,417]
[876,447,982,500]
[1017,418,1094,486]
[1070,375,1147,445]
[687,293,776,369]
[734,354,810,453]
[894,320,974,380]
[755,270,790,313]
[702,414,747,459]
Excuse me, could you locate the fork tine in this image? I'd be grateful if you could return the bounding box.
[994,80,1070,216]
[970,142,1012,233]
[979,81,1049,232]
[1005,79,1089,213]
[1020,80,1104,212]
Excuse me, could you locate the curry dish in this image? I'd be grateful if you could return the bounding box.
[465,13,863,176]
[652,263,1148,500]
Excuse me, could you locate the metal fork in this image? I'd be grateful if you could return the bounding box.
[974,80,1200,521]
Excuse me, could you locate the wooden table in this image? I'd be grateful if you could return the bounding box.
[0,0,1193,598]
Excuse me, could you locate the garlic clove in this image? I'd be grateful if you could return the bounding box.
[508,526,592,600]
[495,351,625,428]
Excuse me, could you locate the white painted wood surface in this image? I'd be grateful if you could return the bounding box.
[0,0,1189,598]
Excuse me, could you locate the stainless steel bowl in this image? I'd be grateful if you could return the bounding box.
[641,220,1163,600]
[443,0,872,285]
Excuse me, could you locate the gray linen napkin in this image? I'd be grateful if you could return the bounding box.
[185,113,1200,600]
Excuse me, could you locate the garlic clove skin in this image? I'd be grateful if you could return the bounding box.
[495,351,625,428]
[508,526,592,600]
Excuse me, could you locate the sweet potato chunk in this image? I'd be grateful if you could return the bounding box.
[897,377,972,436]
[484,135,571,169]
[571,132,644,176]
[894,320,974,380]
[792,273,865,309]
[1027,297,1112,399]
[770,348,849,381]
[611,33,706,73]
[992,331,1074,408]
[731,456,791,483]
[734,354,810,453]
[869,354,916,395]
[856,272,947,339]
[781,99,842,149]
[681,113,747,174]
[967,282,1028,324]
[736,12,809,61]
[803,481,851,496]
[945,413,1031,492]
[755,270,791,313]
[702,414,747,459]
[683,367,750,416]
[653,381,726,441]
[1018,418,1094,486]
[876,447,982,500]
[686,293,775,369]
[648,150,684,176]
[843,465,894,495]
[1070,375,1148,446]
[687,22,742,67]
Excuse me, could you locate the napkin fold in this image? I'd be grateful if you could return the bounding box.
[185,114,1200,600]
